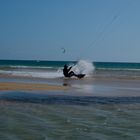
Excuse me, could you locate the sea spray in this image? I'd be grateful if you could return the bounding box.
[71,60,94,76]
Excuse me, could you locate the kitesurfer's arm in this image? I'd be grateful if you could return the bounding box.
[68,66,72,72]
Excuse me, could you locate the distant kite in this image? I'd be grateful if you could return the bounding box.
[61,47,66,54]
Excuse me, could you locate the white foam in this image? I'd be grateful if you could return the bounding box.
[71,60,94,76]
[0,70,63,79]
[8,65,54,69]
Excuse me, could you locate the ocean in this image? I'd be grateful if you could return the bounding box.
[0,60,140,140]
[0,59,140,79]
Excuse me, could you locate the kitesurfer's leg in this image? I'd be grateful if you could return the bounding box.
[69,71,77,77]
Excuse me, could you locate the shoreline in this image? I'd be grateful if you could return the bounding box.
[0,74,140,97]
[0,82,68,91]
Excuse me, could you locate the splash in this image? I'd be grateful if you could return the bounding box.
[71,60,94,76]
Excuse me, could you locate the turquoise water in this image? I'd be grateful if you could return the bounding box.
[0,60,140,70]
[0,59,140,79]
[0,60,140,78]
[0,60,71,68]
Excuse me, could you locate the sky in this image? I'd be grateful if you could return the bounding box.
[0,0,140,62]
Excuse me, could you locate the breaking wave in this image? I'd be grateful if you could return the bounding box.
[0,70,63,79]
[71,60,95,76]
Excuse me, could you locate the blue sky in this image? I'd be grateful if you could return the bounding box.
[0,0,140,62]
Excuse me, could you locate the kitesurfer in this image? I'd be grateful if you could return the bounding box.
[63,65,85,78]
[63,65,77,78]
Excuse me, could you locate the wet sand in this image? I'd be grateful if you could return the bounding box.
[0,82,67,91]
[0,74,140,97]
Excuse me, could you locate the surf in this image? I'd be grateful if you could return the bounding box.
[69,60,95,77]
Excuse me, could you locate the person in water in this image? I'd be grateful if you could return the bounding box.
[63,65,77,78]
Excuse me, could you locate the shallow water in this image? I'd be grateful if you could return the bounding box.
[0,92,140,140]
[0,59,140,140]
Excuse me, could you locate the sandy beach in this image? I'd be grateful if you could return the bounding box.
[0,82,67,91]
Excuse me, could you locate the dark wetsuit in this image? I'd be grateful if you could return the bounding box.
[63,65,77,78]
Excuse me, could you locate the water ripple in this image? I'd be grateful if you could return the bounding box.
[0,92,140,105]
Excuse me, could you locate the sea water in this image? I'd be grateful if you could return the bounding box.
[0,60,140,140]
[0,92,140,140]
[0,60,140,79]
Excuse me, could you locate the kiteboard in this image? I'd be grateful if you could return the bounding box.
[77,74,85,79]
